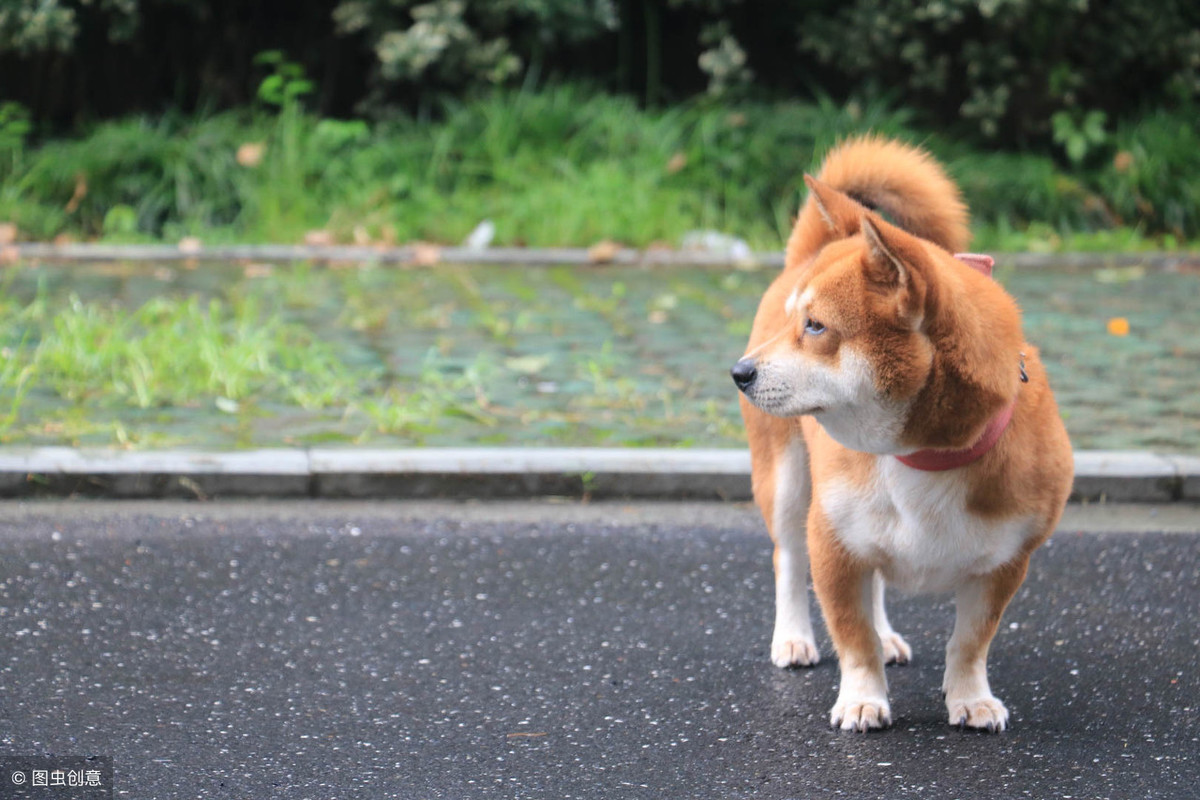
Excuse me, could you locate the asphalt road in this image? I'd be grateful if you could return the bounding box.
[0,500,1197,799]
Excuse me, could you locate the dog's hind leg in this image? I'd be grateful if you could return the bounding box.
[872,571,912,665]
[765,438,819,668]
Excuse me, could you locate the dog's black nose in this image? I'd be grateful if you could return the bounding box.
[730,358,757,391]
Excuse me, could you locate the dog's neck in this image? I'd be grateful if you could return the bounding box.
[898,251,1023,455]
[895,396,1016,471]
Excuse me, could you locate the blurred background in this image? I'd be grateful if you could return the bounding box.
[0,0,1196,454]
[1,0,1197,248]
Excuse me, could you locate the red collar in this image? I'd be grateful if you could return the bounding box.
[895,251,1012,472]
[896,399,1016,471]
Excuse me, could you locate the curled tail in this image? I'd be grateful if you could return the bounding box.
[786,136,970,265]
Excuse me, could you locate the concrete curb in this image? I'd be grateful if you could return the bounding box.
[10,242,786,269]
[0,447,1195,503]
[9,242,1200,271]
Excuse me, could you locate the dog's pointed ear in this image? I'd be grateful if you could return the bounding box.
[861,213,910,288]
[786,175,870,267]
[803,174,862,235]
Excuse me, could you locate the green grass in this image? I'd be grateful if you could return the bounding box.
[0,274,370,444]
[0,85,1194,252]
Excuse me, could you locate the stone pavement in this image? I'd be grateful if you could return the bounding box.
[0,500,1197,799]
[4,256,1199,452]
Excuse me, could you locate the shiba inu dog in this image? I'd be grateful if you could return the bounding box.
[732,136,1073,732]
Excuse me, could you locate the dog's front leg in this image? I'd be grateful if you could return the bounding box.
[943,559,1029,732]
[771,542,819,667]
[810,513,889,732]
[768,441,819,667]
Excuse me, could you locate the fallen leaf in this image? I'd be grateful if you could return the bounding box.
[1094,266,1145,284]
[65,174,88,213]
[653,293,678,311]
[505,355,552,375]
[243,262,274,278]
[236,142,265,167]
[666,152,687,174]
[411,243,441,266]
[1106,317,1130,337]
[588,240,621,264]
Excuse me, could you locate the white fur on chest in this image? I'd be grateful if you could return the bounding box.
[820,459,1032,594]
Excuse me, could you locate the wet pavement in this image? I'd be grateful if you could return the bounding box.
[0,500,1197,799]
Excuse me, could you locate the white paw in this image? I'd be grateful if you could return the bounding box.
[946,694,1009,732]
[878,630,912,665]
[771,637,820,668]
[830,697,892,732]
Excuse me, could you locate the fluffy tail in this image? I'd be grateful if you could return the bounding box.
[788,136,970,260]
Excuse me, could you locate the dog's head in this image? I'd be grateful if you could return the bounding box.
[733,177,1016,455]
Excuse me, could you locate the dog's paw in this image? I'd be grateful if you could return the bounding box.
[771,637,820,668]
[946,694,1009,733]
[830,697,892,732]
[878,630,912,665]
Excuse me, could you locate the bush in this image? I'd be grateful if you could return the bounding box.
[333,0,614,86]
[947,151,1107,234]
[1101,107,1200,239]
[800,0,1200,141]
[10,115,248,238]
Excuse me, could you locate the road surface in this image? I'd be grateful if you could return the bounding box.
[0,500,1196,799]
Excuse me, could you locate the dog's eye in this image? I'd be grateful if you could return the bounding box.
[804,318,826,335]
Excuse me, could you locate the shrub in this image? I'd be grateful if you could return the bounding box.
[1100,106,1200,238]
[333,0,614,87]
[800,0,1200,142]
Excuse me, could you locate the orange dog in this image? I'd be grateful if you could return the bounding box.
[732,137,1073,732]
